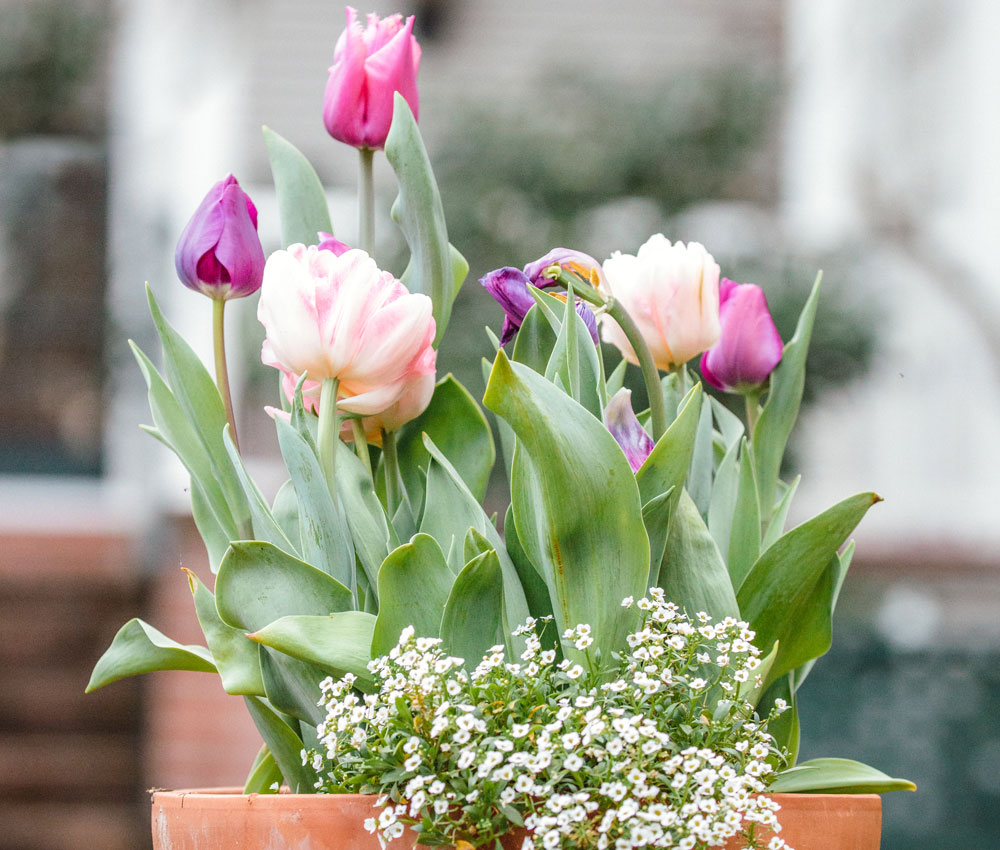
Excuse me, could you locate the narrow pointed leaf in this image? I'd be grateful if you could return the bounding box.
[770,758,916,794]
[263,126,333,247]
[243,696,315,793]
[243,747,283,794]
[707,439,740,561]
[504,506,553,622]
[641,490,674,590]
[727,439,761,587]
[759,673,800,764]
[335,440,396,590]
[511,305,557,375]
[762,475,801,550]
[544,290,602,419]
[687,390,715,517]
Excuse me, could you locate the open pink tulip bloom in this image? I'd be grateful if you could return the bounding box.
[323,6,421,150]
[258,244,436,432]
[701,279,783,394]
[174,174,265,299]
[601,235,721,370]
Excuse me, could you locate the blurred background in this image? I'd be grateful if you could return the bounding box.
[1,1,998,848]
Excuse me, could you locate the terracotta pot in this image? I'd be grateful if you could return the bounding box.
[151,788,880,850]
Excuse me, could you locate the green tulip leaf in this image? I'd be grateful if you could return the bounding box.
[483,351,649,662]
[658,489,741,622]
[441,548,506,667]
[727,439,761,588]
[737,492,879,688]
[687,389,715,517]
[795,540,854,689]
[770,758,917,794]
[249,612,377,687]
[504,505,553,622]
[641,490,674,590]
[395,374,496,514]
[759,673,800,764]
[754,273,821,519]
[86,618,215,692]
[761,475,801,551]
[606,357,629,399]
[371,534,455,657]
[511,305,558,376]
[271,480,302,554]
[187,570,264,695]
[262,126,333,248]
[636,383,703,520]
[216,541,354,632]
[189,476,234,573]
[706,438,740,563]
[543,289,603,419]
[385,94,463,344]
[243,746,283,795]
[258,645,326,726]
[710,395,745,452]
[243,696,315,793]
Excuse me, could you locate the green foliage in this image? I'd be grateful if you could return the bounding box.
[262,126,333,248]
[771,758,916,795]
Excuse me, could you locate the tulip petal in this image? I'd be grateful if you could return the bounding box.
[604,388,655,473]
[213,183,266,297]
[701,280,782,393]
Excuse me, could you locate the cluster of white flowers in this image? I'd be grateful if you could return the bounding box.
[312,591,791,850]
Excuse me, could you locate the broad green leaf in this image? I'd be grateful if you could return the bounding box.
[762,475,801,550]
[771,758,917,794]
[187,570,264,695]
[258,645,325,726]
[636,384,702,507]
[86,619,214,692]
[737,492,879,688]
[484,351,649,662]
[395,374,495,513]
[754,273,821,519]
[223,429,298,555]
[658,490,740,621]
[795,540,854,689]
[440,549,505,667]
[641,490,674,590]
[544,289,602,419]
[706,439,740,561]
[262,126,333,247]
[687,389,715,517]
[335,440,396,590]
[249,612,376,686]
[216,541,353,632]
[385,95,461,344]
[190,477,233,573]
[504,505,553,622]
[418,435,530,640]
[145,286,249,533]
[371,534,454,657]
[243,746,283,794]
[463,527,494,563]
[274,416,355,589]
[511,305,558,376]
[243,696,315,793]
[727,439,761,587]
[271,480,301,554]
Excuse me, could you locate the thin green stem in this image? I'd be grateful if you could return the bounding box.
[744,389,762,438]
[605,298,667,441]
[212,297,239,452]
[358,146,375,257]
[381,428,401,516]
[351,418,372,478]
[317,378,341,491]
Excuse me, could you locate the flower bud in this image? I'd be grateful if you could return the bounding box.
[604,388,654,473]
[700,279,783,394]
[601,234,721,370]
[174,174,265,299]
[322,7,421,150]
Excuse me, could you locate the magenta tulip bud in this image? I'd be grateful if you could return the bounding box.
[700,279,783,394]
[604,388,654,473]
[174,174,265,300]
[322,7,421,151]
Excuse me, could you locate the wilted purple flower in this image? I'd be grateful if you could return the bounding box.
[174,174,265,300]
[524,247,607,291]
[701,279,783,394]
[604,387,654,473]
[480,267,537,345]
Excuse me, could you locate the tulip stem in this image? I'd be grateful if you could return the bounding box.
[381,428,402,516]
[351,418,372,477]
[212,297,239,453]
[317,378,341,491]
[359,146,376,257]
[744,389,762,438]
[605,298,667,441]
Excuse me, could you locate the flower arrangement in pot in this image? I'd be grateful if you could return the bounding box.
[88,6,914,849]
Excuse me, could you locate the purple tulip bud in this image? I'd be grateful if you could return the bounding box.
[317,231,351,256]
[479,267,537,345]
[604,388,654,473]
[700,279,783,394]
[174,175,265,300]
[575,300,600,345]
[524,247,607,291]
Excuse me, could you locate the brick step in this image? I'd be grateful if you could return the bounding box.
[0,801,147,850]
[0,733,138,796]
[0,667,139,733]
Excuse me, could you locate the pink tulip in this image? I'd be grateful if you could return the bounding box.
[601,235,721,370]
[258,244,436,432]
[701,279,783,394]
[322,7,421,150]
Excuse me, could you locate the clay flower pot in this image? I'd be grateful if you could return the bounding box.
[151,788,881,850]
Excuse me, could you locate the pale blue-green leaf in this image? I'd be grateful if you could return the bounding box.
[86,619,215,692]
[737,492,879,688]
[511,305,557,376]
[188,569,264,695]
[727,439,761,587]
[190,477,232,574]
[525,286,565,336]
[754,273,821,519]
[440,549,505,667]
[258,645,325,726]
[710,395,745,452]
[243,746,283,794]
[371,534,454,657]
[606,357,629,399]
[761,475,801,550]
[385,95,459,344]
[795,540,854,689]
[463,527,493,563]
[243,696,315,793]
[504,505,553,622]
[262,126,333,248]
[544,289,602,419]
[687,389,715,517]
[484,351,648,663]
[274,416,355,589]
[770,758,916,794]
[216,541,354,632]
[706,439,740,562]
[271,480,301,555]
[335,440,396,590]
[642,490,674,590]
[658,490,740,621]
